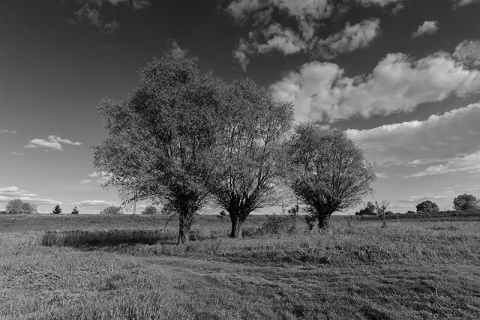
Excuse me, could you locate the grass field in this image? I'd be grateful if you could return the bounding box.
[1,213,479,319]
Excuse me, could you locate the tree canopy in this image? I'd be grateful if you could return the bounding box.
[286,124,376,228]
[5,199,37,214]
[416,200,439,213]
[208,79,294,238]
[453,194,478,211]
[93,54,226,243]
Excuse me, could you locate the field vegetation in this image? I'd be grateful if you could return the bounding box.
[1,213,479,319]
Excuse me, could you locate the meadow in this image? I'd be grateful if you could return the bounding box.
[1,213,479,319]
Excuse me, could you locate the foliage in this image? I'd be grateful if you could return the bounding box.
[258,215,294,235]
[453,194,478,211]
[416,200,439,213]
[208,79,294,238]
[52,204,62,215]
[5,199,37,214]
[100,206,123,215]
[355,201,376,215]
[93,53,226,244]
[287,124,376,229]
[142,205,158,215]
[71,207,79,214]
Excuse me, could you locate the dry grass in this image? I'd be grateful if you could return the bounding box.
[1,214,479,319]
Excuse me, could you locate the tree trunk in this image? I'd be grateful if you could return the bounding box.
[177,214,190,245]
[318,213,331,229]
[230,214,244,238]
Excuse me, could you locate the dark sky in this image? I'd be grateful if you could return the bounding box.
[1,0,479,214]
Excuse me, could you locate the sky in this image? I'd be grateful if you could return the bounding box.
[1,0,479,215]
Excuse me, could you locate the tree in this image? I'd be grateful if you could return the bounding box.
[5,199,37,214]
[93,53,225,244]
[453,194,478,211]
[286,124,376,229]
[100,206,122,215]
[71,207,79,214]
[376,200,390,228]
[416,200,439,213]
[142,205,158,215]
[52,204,62,214]
[355,201,376,215]
[208,79,294,238]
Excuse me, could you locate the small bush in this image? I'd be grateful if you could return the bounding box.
[101,206,122,215]
[142,206,158,215]
[71,207,79,214]
[258,215,295,235]
[52,204,62,214]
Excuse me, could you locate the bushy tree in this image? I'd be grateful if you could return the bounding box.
[5,199,37,214]
[71,207,79,214]
[208,79,294,238]
[286,124,376,229]
[100,206,122,215]
[142,205,158,215]
[52,204,62,214]
[416,200,439,213]
[94,53,225,244]
[453,194,478,211]
[355,201,376,215]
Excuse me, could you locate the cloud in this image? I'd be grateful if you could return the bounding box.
[224,1,383,70]
[453,0,480,7]
[453,39,480,68]
[25,135,82,151]
[315,18,380,59]
[356,0,403,7]
[67,0,150,35]
[80,179,92,184]
[72,200,117,207]
[0,186,59,205]
[398,190,454,203]
[166,39,187,59]
[271,51,480,122]
[1,129,17,134]
[81,171,112,184]
[376,172,388,178]
[412,20,438,38]
[346,103,480,168]
[405,151,480,178]
[10,151,24,156]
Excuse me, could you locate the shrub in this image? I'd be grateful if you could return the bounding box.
[142,205,158,215]
[71,207,79,214]
[259,215,294,234]
[416,200,439,213]
[355,202,376,216]
[101,206,122,215]
[5,199,37,214]
[52,204,62,214]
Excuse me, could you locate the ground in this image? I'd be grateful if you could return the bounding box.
[1,214,479,319]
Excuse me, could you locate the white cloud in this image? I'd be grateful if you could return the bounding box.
[356,0,403,7]
[398,190,455,203]
[453,0,480,7]
[412,20,438,38]
[346,103,480,168]
[376,172,388,178]
[315,18,380,59]
[0,186,59,205]
[405,151,480,178]
[80,179,92,184]
[25,135,82,151]
[225,1,383,70]
[257,23,306,55]
[271,52,480,122]
[10,151,24,156]
[1,129,17,134]
[72,200,117,207]
[453,39,480,68]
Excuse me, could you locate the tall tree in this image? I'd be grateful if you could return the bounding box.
[5,199,37,214]
[209,79,294,238]
[93,54,225,244]
[286,124,376,229]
